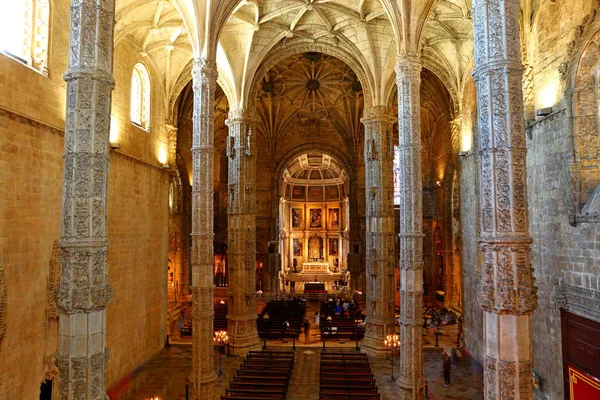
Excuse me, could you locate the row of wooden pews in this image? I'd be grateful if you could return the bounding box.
[320,317,364,342]
[319,352,380,399]
[221,350,295,400]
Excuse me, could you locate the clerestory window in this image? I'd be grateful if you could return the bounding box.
[0,0,49,73]
[131,63,151,130]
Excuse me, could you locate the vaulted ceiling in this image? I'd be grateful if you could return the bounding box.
[255,53,364,154]
[114,0,472,121]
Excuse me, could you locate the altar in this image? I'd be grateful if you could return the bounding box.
[302,262,329,273]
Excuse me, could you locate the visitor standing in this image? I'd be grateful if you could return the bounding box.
[442,350,452,387]
[315,311,320,326]
[303,318,310,344]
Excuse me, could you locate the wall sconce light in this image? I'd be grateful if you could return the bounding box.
[536,107,553,117]
[109,142,120,149]
[436,181,442,187]
[161,163,170,169]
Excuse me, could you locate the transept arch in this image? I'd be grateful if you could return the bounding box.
[564,13,600,221]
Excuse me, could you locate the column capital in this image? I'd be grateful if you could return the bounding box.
[226,109,257,126]
[192,58,217,85]
[361,106,395,124]
[395,53,422,78]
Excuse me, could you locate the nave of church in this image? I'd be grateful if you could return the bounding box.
[1,1,600,400]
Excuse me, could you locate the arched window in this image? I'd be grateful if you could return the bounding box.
[131,63,151,130]
[0,0,49,73]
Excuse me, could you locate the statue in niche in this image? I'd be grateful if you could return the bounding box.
[309,237,322,260]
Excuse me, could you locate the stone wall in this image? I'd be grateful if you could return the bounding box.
[0,110,64,400]
[105,38,170,388]
[0,1,68,398]
[106,153,169,387]
[0,7,170,397]
[526,109,572,400]
[524,1,600,398]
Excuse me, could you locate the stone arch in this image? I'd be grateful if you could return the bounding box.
[564,14,600,220]
[420,57,460,118]
[246,40,374,113]
[168,59,236,124]
[272,142,358,200]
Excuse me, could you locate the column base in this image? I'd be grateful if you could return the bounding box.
[189,372,217,400]
[398,378,426,400]
[361,336,389,358]
[228,317,261,356]
[361,321,396,357]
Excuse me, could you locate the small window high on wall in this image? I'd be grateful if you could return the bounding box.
[131,63,151,130]
[0,0,50,73]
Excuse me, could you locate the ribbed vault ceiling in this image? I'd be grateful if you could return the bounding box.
[255,53,364,155]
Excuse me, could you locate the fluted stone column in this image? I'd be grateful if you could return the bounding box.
[56,1,115,398]
[472,1,538,398]
[225,109,261,353]
[396,54,425,399]
[190,59,218,399]
[360,106,397,356]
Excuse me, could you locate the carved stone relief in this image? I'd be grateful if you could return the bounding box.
[0,267,5,342]
[58,1,116,398]
[395,53,425,400]
[552,281,600,323]
[190,58,218,399]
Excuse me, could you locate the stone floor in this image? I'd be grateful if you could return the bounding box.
[111,330,483,400]
[114,295,483,399]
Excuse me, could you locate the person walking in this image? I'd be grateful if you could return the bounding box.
[303,318,310,344]
[443,350,452,387]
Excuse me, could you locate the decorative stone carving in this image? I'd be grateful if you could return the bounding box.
[552,282,600,323]
[472,0,537,397]
[395,54,425,400]
[190,58,218,400]
[58,1,115,398]
[0,267,5,341]
[360,106,396,357]
[166,123,178,167]
[225,109,260,353]
[46,241,60,320]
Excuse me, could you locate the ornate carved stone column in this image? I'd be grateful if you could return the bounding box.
[396,54,425,399]
[57,1,115,398]
[225,109,261,353]
[360,106,396,356]
[166,123,178,168]
[444,117,463,310]
[472,0,538,398]
[190,58,217,399]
